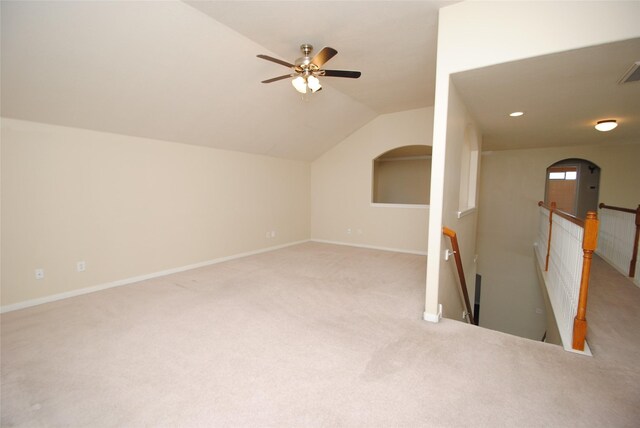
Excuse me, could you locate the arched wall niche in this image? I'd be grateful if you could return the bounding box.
[372,144,432,206]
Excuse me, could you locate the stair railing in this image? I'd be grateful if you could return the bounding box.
[442,227,475,325]
[597,203,640,280]
[536,201,598,352]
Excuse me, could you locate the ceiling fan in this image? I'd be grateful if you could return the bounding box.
[257,44,361,94]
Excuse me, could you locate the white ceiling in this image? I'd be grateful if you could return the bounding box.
[3,1,637,161]
[1,1,454,161]
[187,1,453,114]
[451,38,640,151]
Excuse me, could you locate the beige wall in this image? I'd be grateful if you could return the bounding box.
[436,83,481,321]
[1,118,310,307]
[311,107,433,253]
[373,158,431,205]
[476,143,640,339]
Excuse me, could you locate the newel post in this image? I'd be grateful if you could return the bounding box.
[572,211,599,351]
[629,204,640,278]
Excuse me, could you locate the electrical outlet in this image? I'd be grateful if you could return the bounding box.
[77,261,86,272]
[35,269,44,280]
[347,228,352,235]
[535,308,543,314]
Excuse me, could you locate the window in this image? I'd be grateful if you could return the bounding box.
[458,124,480,216]
[548,169,577,180]
[372,145,431,206]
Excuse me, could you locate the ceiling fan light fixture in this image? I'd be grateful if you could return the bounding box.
[258,44,360,94]
[595,119,617,132]
[307,75,322,93]
[292,75,307,94]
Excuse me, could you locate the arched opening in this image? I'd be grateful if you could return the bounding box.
[372,145,431,205]
[544,158,600,219]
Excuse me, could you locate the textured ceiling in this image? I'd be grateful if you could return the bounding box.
[1,1,453,161]
[451,38,640,151]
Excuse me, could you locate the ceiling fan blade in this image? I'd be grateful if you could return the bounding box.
[311,47,338,68]
[261,74,293,84]
[322,70,361,79]
[257,54,295,68]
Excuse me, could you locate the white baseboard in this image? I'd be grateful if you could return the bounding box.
[423,304,443,323]
[0,240,310,314]
[311,239,427,256]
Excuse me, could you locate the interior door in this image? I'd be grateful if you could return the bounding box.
[545,166,578,215]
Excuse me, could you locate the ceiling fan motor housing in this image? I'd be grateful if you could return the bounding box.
[295,44,317,72]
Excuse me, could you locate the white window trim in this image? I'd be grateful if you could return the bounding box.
[371,203,430,209]
[457,207,476,218]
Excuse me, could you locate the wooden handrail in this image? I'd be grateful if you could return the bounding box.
[553,209,584,227]
[599,202,640,277]
[538,201,551,210]
[442,227,475,325]
[599,202,637,214]
[572,211,599,351]
[538,201,584,226]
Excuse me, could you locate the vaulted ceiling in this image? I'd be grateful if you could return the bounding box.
[1,1,454,161]
[3,1,637,161]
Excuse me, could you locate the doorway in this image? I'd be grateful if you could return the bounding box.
[544,159,600,219]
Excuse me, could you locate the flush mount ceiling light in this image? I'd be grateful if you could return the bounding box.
[595,119,618,132]
[257,44,361,95]
[509,111,524,117]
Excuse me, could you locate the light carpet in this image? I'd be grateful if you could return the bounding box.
[1,242,639,427]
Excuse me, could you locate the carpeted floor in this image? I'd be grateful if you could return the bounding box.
[1,242,639,427]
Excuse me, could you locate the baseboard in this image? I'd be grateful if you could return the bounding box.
[310,239,428,256]
[423,304,442,323]
[0,240,310,314]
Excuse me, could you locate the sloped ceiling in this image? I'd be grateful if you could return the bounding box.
[187,1,451,114]
[1,1,453,161]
